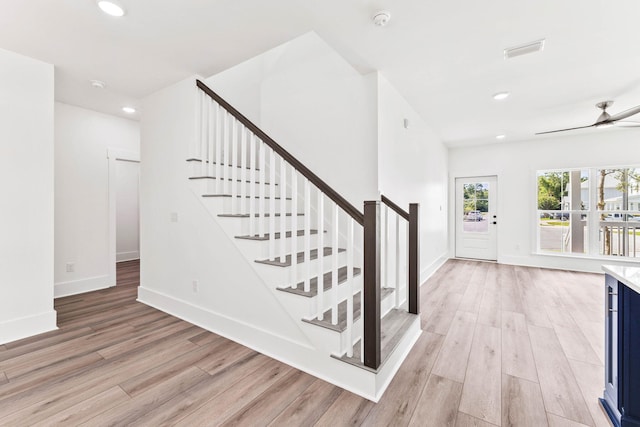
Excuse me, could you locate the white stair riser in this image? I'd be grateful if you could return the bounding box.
[233,234,322,260]
[200,195,299,217]
[254,251,349,288]
[300,316,364,355]
[215,215,312,237]
[277,278,364,317]
[190,178,283,198]
[189,162,262,178]
[219,197,295,214]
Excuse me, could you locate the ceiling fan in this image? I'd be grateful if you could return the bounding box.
[536,101,640,135]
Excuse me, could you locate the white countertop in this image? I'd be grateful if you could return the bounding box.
[603,265,640,295]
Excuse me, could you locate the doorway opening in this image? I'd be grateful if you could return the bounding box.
[108,149,140,287]
[455,176,498,261]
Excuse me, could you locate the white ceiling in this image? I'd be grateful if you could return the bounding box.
[2,0,640,146]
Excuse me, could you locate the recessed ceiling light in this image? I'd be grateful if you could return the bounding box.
[90,80,106,89]
[122,106,136,114]
[496,134,506,140]
[493,92,510,100]
[97,0,126,17]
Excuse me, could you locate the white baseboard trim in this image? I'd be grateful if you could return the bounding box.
[55,275,113,298]
[137,286,411,401]
[0,310,57,345]
[116,251,140,262]
[420,252,450,285]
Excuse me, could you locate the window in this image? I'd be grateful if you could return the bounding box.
[537,167,640,258]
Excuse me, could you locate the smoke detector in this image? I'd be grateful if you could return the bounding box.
[373,10,391,27]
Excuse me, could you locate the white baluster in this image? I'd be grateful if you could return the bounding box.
[249,134,256,233]
[291,166,298,289]
[200,93,208,176]
[331,204,339,325]
[395,213,401,308]
[222,112,230,194]
[346,219,354,357]
[406,221,410,306]
[215,105,222,193]
[384,205,389,290]
[317,191,324,320]
[207,100,215,177]
[304,179,311,293]
[258,139,265,238]
[269,149,276,261]
[239,126,247,213]
[231,119,239,214]
[194,91,201,162]
[280,156,287,263]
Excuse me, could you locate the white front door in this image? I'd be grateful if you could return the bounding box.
[455,176,497,260]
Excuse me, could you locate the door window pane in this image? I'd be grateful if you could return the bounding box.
[463,182,489,233]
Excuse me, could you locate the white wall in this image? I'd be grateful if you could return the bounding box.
[206,32,379,207]
[0,48,56,344]
[449,130,640,272]
[54,103,139,296]
[116,160,140,262]
[377,74,449,280]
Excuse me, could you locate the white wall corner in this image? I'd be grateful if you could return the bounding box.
[0,310,57,345]
[420,252,450,285]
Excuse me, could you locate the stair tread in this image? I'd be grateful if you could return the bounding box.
[218,213,304,218]
[332,309,418,372]
[301,287,395,332]
[202,194,292,200]
[189,176,276,185]
[255,247,345,267]
[278,266,362,297]
[186,158,259,170]
[236,230,320,241]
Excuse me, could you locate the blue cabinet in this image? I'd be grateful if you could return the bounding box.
[601,272,640,427]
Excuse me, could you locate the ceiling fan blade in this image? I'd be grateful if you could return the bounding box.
[609,105,640,121]
[614,120,640,127]
[535,124,596,135]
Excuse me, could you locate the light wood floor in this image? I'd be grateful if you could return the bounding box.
[0,259,610,426]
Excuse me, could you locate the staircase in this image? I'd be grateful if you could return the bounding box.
[184,79,421,400]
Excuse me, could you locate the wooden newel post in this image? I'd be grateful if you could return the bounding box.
[408,203,420,315]
[363,201,381,370]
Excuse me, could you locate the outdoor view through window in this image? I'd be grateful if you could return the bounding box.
[537,167,640,258]
[463,182,489,233]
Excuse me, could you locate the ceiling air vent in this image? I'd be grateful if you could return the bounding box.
[504,39,545,59]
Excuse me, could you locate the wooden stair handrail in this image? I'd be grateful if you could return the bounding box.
[196,79,364,226]
[380,194,409,221]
